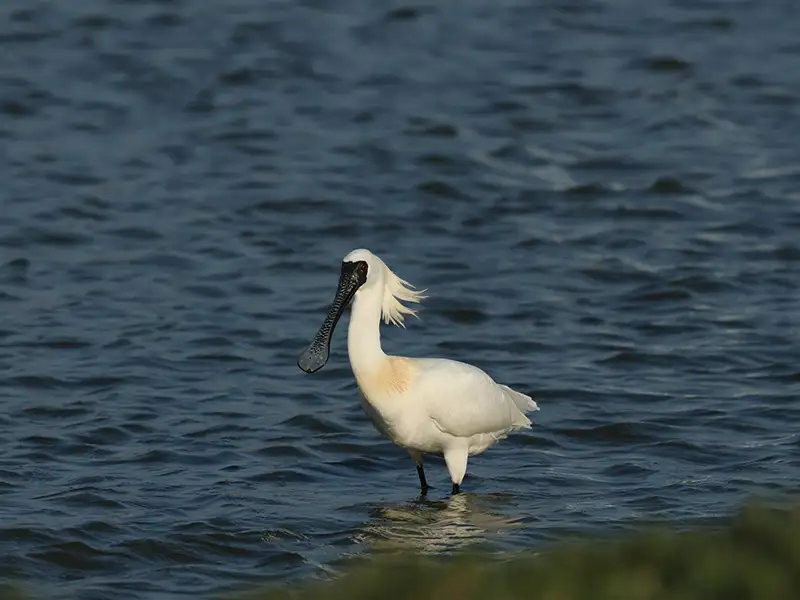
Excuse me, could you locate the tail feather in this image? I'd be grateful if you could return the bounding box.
[499,384,539,413]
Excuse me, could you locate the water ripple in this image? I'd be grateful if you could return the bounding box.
[1,0,799,599]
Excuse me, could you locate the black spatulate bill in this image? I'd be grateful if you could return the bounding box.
[297,260,368,373]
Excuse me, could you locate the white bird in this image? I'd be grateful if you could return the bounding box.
[298,248,539,495]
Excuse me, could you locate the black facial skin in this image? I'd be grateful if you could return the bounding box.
[297,260,369,373]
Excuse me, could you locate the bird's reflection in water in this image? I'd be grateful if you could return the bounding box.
[354,492,525,554]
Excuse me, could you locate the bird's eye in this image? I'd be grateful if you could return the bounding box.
[360,262,368,274]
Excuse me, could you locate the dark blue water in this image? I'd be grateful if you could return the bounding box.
[2,1,799,598]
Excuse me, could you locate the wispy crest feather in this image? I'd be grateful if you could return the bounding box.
[381,266,426,327]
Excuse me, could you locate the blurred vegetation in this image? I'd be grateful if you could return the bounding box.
[3,503,799,600]
[242,502,800,600]
[0,585,31,600]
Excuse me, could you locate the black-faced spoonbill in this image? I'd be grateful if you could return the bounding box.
[297,249,538,495]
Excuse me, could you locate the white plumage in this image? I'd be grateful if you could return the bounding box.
[299,248,539,494]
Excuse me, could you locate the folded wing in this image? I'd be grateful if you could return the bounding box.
[414,358,537,439]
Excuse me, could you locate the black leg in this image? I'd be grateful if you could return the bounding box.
[416,464,430,494]
[451,482,460,495]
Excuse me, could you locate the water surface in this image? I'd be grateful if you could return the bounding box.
[1,1,799,599]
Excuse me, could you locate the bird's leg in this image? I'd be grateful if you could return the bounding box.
[416,464,430,494]
[408,450,429,494]
[444,446,468,496]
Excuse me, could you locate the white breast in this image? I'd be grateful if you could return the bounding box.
[355,358,448,453]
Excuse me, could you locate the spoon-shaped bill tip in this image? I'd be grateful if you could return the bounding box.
[297,344,329,373]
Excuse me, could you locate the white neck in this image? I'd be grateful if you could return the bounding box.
[347,284,386,378]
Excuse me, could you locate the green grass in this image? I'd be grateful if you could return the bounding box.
[241,502,800,600]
